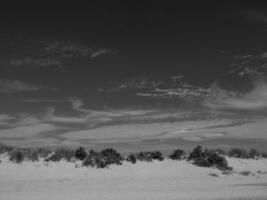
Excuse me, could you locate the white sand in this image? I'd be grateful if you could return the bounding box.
[0,155,267,200]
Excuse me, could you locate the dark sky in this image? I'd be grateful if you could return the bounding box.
[0,1,266,97]
[1,1,267,78]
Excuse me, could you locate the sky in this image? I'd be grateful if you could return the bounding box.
[1,1,267,151]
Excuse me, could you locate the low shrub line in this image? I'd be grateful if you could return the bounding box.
[0,143,266,170]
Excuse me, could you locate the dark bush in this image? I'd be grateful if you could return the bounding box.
[34,148,52,158]
[126,151,164,162]
[100,148,123,166]
[9,149,25,163]
[209,173,219,177]
[24,149,39,162]
[205,150,230,171]
[188,146,231,171]
[262,152,267,158]
[150,151,164,161]
[239,171,254,176]
[228,148,249,158]
[2,146,51,162]
[82,155,95,167]
[82,148,123,168]
[135,152,152,162]
[169,149,186,160]
[89,150,97,156]
[188,146,204,162]
[126,154,137,164]
[101,148,122,159]
[82,154,106,168]
[74,147,87,160]
[248,148,260,159]
[0,143,14,154]
[45,148,75,162]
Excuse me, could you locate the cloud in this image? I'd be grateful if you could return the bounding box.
[0,80,41,93]
[69,98,156,118]
[0,123,57,138]
[44,41,116,58]
[204,76,267,110]
[261,52,267,58]
[44,41,93,58]
[90,48,111,58]
[10,57,62,68]
[22,99,63,103]
[0,114,15,125]
[43,107,88,124]
[7,37,118,71]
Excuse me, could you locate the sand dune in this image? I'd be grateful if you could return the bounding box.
[0,155,267,200]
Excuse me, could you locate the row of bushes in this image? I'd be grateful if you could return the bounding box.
[0,143,267,169]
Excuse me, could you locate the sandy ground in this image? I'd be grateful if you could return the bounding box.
[0,155,267,200]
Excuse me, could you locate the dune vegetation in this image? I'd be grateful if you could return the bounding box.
[0,143,266,171]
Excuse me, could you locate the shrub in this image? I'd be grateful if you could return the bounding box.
[239,171,254,176]
[209,173,219,177]
[248,148,260,159]
[222,170,233,175]
[100,148,122,159]
[205,150,230,171]
[9,149,25,163]
[24,149,39,162]
[126,154,137,164]
[74,147,87,160]
[228,148,249,159]
[188,145,204,162]
[132,151,164,162]
[34,148,52,158]
[0,143,14,154]
[135,152,152,162]
[89,150,97,156]
[262,152,267,158]
[82,155,95,167]
[188,146,231,171]
[257,170,267,175]
[45,148,75,162]
[82,148,123,168]
[100,148,123,165]
[82,154,106,168]
[150,151,164,161]
[169,149,186,160]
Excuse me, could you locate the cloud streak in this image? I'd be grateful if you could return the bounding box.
[10,57,62,68]
[6,36,118,71]
[204,76,267,110]
[0,80,41,93]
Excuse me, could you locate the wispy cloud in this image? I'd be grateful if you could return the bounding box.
[0,97,261,145]
[7,36,118,71]
[43,107,88,124]
[69,98,156,118]
[44,41,116,59]
[10,57,62,68]
[204,76,267,110]
[0,114,15,126]
[90,48,111,58]
[0,80,41,93]
[0,123,57,139]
